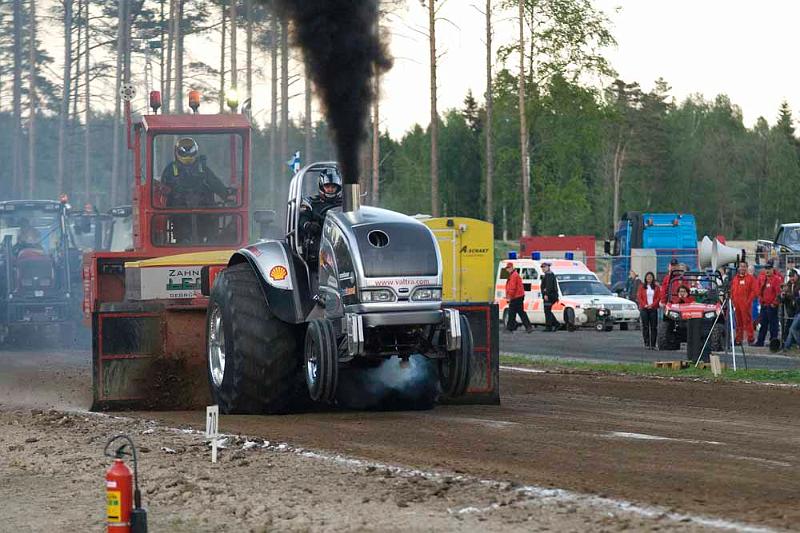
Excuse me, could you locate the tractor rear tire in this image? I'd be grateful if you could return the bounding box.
[206,263,301,414]
[304,318,339,403]
[440,315,472,397]
[657,320,680,351]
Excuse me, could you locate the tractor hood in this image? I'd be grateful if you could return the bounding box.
[328,206,442,285]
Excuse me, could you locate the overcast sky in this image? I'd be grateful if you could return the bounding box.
[377,0,799,138]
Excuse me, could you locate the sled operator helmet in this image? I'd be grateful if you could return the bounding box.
[175,137,199,165]
[318,168,343,201]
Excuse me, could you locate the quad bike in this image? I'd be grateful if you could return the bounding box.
[657,270,726,360]
[205,162,472,414]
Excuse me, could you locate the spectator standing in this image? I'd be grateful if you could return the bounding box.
[625,270,642,303]
[541,262,559,332]
[783,269,800,351]
[660,258,684,305]
[754,261,783,347]
[749,264,760,328]
[780,269,800,345]
[637,272,661,349]
[730,260,757,344]
[504,262,533,334]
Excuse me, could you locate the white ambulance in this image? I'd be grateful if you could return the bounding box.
[494,257,639,331]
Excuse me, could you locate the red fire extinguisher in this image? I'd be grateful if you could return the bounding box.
[104,434,148,533]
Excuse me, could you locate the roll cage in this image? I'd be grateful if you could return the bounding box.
[286,161,340,258]
[664,271,723,305]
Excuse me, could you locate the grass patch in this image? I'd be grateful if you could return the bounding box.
[500,354,800,385]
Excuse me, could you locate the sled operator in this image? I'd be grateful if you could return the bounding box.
[161,137,234,208]
[160,137,237,244]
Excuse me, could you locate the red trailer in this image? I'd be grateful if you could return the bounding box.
[519,235,597,271]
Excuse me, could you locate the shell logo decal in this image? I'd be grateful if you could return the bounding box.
[269,265,288,281]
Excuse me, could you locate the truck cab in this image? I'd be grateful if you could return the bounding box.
[608,212,698,295]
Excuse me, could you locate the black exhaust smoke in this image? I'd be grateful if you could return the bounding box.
[271,0,391,196]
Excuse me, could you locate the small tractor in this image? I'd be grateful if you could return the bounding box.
[0,199,83,345]
[657,270,726,360]
[205,162,473,413]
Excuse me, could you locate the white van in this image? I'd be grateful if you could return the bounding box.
[494,258,639,331]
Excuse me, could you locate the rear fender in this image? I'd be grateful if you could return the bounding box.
[229,241,312,324]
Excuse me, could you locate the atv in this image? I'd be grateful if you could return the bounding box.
[657,271,726,360]
[205,162,472,413]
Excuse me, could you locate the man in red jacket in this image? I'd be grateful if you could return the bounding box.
[660,258,684,306]
[504,262,533,333]
[730,260,757,344]
[754,261,783,346]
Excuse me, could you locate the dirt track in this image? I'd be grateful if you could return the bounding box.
[1,349,799,531]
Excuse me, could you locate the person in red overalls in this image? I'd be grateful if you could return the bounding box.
[730,260,757,344]
[504,262,533,333]
[754,261,783,346]
[660,258,684,306]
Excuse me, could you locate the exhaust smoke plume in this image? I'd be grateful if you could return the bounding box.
[336,355,439,410]
[272,0,391,186]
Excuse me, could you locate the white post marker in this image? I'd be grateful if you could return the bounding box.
[206,405,219,464]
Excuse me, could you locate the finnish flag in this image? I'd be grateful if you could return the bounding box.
[288,151,301,174]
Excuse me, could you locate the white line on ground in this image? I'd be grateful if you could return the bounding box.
[499,365,547,374]
[723,454,793,468]
[604,431,724,446]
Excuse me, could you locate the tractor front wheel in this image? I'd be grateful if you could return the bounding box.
[304,318,339,403]
[206,263,301,414]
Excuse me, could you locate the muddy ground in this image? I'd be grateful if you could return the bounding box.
[1,349,799,531]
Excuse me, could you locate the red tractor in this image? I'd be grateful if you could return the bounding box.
[657,271,726,360]
[85,91,262,410]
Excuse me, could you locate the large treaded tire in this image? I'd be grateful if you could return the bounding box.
[206,263,301,414]
[304,318,339,403]
[657,320,680,351]
[440,315,472,397]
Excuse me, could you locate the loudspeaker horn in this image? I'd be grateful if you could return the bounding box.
[698,236,713,268]
[711,239,743,271]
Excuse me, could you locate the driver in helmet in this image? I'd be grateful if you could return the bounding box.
[161,137,233,208]
[299,168,343,261]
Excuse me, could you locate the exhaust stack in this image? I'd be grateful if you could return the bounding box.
[343,184,360,213]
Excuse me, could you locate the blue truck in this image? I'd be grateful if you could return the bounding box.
[606,212,698,294]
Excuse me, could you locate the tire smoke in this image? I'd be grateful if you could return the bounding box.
[271,0,392,186]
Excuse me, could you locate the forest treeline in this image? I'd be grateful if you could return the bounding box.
[1,0,797,241]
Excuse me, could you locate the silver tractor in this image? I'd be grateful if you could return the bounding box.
[205,162,472,413]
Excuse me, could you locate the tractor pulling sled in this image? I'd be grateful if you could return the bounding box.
[88,90,474,412]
